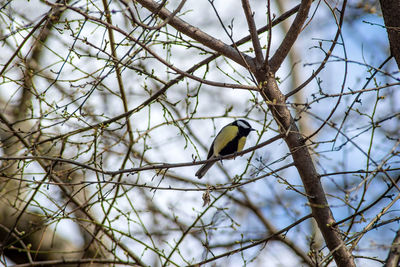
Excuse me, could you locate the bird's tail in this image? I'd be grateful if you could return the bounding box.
[195,161,215,179]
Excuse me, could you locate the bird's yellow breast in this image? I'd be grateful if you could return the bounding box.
[237,136,246,152]
[213,125,238,156]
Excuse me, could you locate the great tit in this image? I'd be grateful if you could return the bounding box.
[195,119,255,179]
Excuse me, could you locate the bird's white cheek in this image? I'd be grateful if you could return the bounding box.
[237,120,250,129]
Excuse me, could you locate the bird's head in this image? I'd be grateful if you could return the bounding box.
[232,119,256,136]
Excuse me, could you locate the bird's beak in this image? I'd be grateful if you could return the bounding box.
[250,128,256,132]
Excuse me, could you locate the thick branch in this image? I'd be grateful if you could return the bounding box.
[241,0,264,65]
[258,74,355,267]
[379,0,400,68]
[268,0,311,72]
[134,0,257,71]
[385,227,400,267]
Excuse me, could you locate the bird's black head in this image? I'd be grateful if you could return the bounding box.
[232,120,255,137]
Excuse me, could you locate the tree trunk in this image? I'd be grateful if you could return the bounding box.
[379,0,400,68]
[258,73,356,267]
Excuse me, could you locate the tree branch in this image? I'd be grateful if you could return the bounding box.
[385,227,400,267]
[379,0,400,68]
[134,0,257,71]
[258,74,355,267]
[267,0,312,72]
[241,0,264,65]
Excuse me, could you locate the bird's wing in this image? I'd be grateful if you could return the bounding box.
[213,125,238,156]
[207,140,215,159]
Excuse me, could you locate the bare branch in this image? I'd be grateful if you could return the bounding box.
[259,74,356,267]
[241,0,264,65]
[134,0,257,71]
[379,0,400,67]
[268,0,312,72]
[385,227,400,267]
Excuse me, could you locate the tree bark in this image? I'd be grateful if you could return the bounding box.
[258,73,355,267]
[385,227,400,267]
[379,0,400,68]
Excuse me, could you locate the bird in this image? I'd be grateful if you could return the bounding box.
[195,119,255,179]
